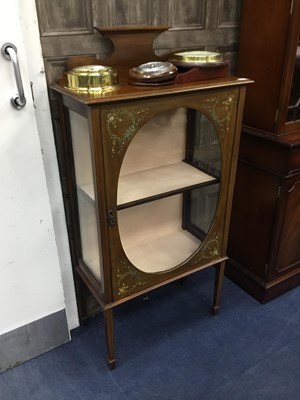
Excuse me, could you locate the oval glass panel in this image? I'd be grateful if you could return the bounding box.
[117,108,221,273]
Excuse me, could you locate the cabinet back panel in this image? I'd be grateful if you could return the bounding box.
[119,108,186,176]
[118,195,200,273]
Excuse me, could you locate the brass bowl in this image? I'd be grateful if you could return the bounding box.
[66,65,119,93]
[172,51,223,64]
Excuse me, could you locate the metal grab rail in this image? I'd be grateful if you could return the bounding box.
[1,42,26,110]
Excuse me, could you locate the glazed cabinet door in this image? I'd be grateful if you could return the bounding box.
[237,0,300,135]
[99,89,241,300]
[279,0,300,132]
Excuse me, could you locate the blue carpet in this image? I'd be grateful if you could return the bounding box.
[1,268,300,399]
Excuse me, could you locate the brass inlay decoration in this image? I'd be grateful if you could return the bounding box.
[106,108,150,155]
[116,260,149,297]
[192,232,220,265]
[201,93,236,137]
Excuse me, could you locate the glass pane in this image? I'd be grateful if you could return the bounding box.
[185,110,221,237]
[188,184,220,238]
[287,43,300,122]
[118,195,200,273]
[117,108,220,273]
[69,110,102,281]
[190,109,221,177]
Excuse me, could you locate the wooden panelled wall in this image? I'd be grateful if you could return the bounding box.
[35,0,242,84]
[34,0,242,313]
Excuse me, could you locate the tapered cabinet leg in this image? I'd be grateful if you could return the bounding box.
[103,308,116,369]
[211,261,225,316]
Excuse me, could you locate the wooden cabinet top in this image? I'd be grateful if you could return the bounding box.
[51,73,252,106]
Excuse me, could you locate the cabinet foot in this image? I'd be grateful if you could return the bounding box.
[211,305,220,316]
[107,358,116,370]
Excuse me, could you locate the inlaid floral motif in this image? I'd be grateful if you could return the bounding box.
[192,231,220,264]
[106,108,150,155]
[116,260,149,297]
[201,92,236,137]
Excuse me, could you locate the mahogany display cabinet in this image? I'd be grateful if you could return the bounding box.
[226,0,300,302]
[51,63,251,367]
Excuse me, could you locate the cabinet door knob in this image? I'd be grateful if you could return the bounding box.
[108,209,116,226]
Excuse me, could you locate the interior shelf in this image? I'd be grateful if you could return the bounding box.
[78,161,216,208]
[121,227,201,273]
[118,161,216,208]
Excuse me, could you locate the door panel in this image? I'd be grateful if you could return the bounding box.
[0,0,68,368]
[272,177,300,274]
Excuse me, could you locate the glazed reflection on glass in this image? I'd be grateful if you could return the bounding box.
[186,110,221,240]
[117,108,221,273]
[287,43,300,122]
[69,110,102,281]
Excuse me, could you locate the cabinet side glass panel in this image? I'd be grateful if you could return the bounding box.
[69,110,102,281]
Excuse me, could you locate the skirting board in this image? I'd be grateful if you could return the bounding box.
[0,309,70,373]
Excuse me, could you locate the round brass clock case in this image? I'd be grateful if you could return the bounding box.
[66,65,119,93]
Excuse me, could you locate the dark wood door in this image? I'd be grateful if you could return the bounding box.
[270,176,300,277]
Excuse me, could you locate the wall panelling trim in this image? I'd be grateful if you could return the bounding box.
[0,310,69,373]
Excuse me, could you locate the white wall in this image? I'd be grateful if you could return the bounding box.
[0,0,78,335]
[17,0,79,330]
[0,0,63,335]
